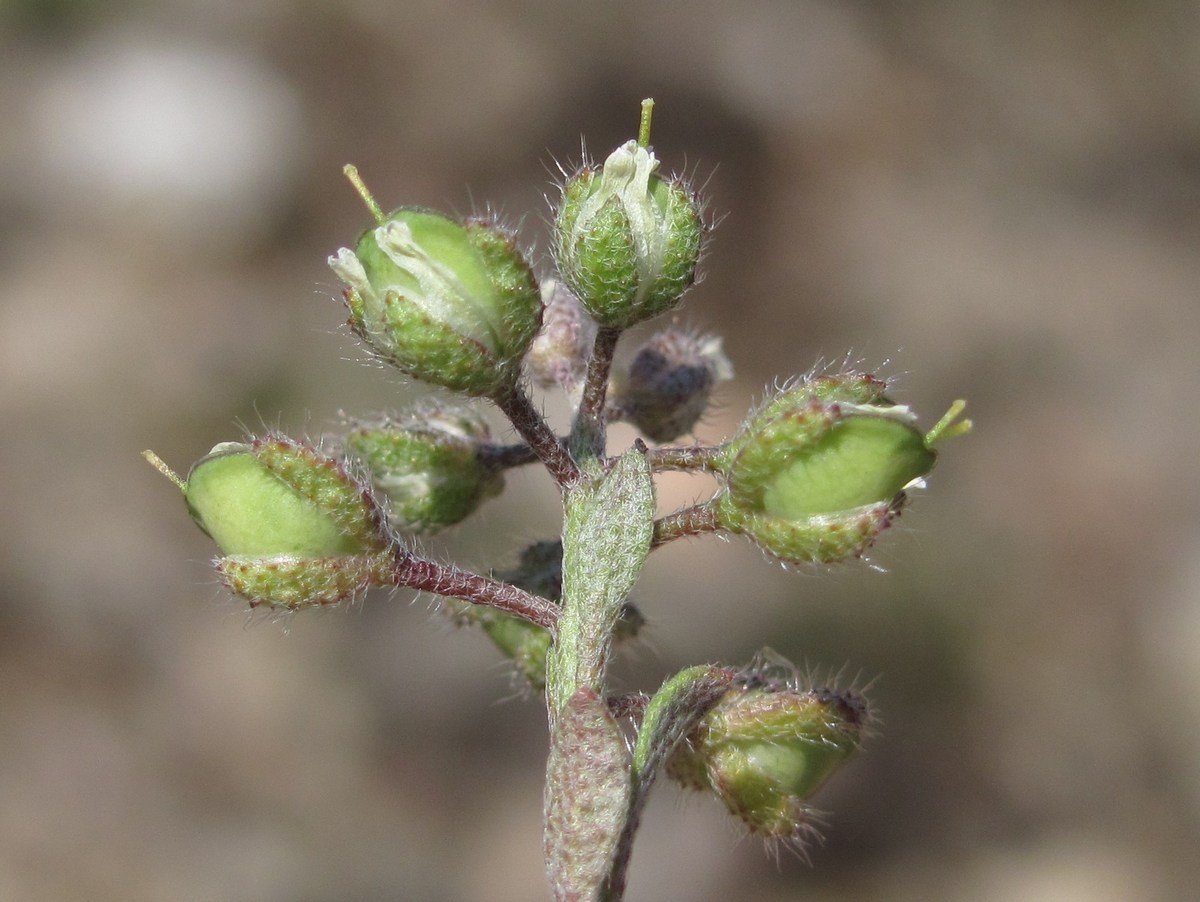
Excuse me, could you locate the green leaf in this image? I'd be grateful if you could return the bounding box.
[543,688,631,900]
[548,448,655,711]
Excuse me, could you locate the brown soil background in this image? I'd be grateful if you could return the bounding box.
[3,2,1198,899]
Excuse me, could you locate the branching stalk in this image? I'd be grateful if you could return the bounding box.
[643,444,724,472]
[569,325,622,464]
[478,441,540,470]
[493,383,581,488]
[385,548,559,632]
[652,503,720,548]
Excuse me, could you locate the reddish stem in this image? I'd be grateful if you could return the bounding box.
[643,444,723,472]
[493,384,580,488]
[570,325,622,461]
[385,548,559,632]
[477,442,539,470]
[651,503,719,548]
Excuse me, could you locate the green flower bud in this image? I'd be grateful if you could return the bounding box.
[553,140,703,329]
[185,437,389,557]
[666,678,868,840]
[329,207,542,396]
[610,327,733,442]
[344,403,504,533]
[713,374,946,564]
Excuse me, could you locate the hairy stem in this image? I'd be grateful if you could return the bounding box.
[643,444,724,472]
[493,383,581,488]
[543,449,654,900]
[652,503,719,548]
[569,325,622,464]
[477,441,539,470]
[385,548,558,632]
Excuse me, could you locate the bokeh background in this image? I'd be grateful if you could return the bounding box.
[3,1,1199,899]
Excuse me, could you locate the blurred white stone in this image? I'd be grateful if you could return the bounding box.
[32,31,303,254]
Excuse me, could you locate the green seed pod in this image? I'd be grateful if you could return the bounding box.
[158,435,394,609]
[185,437,389,558]
[344,403,504,533]
[610,327,732,442]
[713,374,938,564]
[553,140,703,329]
[329,209,542,397]
[666,680,868,840]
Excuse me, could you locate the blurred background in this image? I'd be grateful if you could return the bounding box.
[3,1,1199,899]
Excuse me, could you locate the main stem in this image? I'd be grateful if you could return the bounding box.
[543,95,661,902]
[542,450,654,900]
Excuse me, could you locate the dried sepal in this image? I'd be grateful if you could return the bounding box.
[609,326,732,442]
[525,279,597,394]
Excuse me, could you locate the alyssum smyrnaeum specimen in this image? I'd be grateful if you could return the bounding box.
[145,99,970,901]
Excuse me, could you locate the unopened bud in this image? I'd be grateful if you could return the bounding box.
[329,191,542,396]
[344,403,503,533]
[553,140,703,329]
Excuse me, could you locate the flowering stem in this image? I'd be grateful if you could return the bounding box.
[570,325,622,464]
[643,444,724,472]
[477,441,539,470]
[543,448,654,899]
[384,548,559,632]
[652,502,719,548]
[493,384,581,488]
